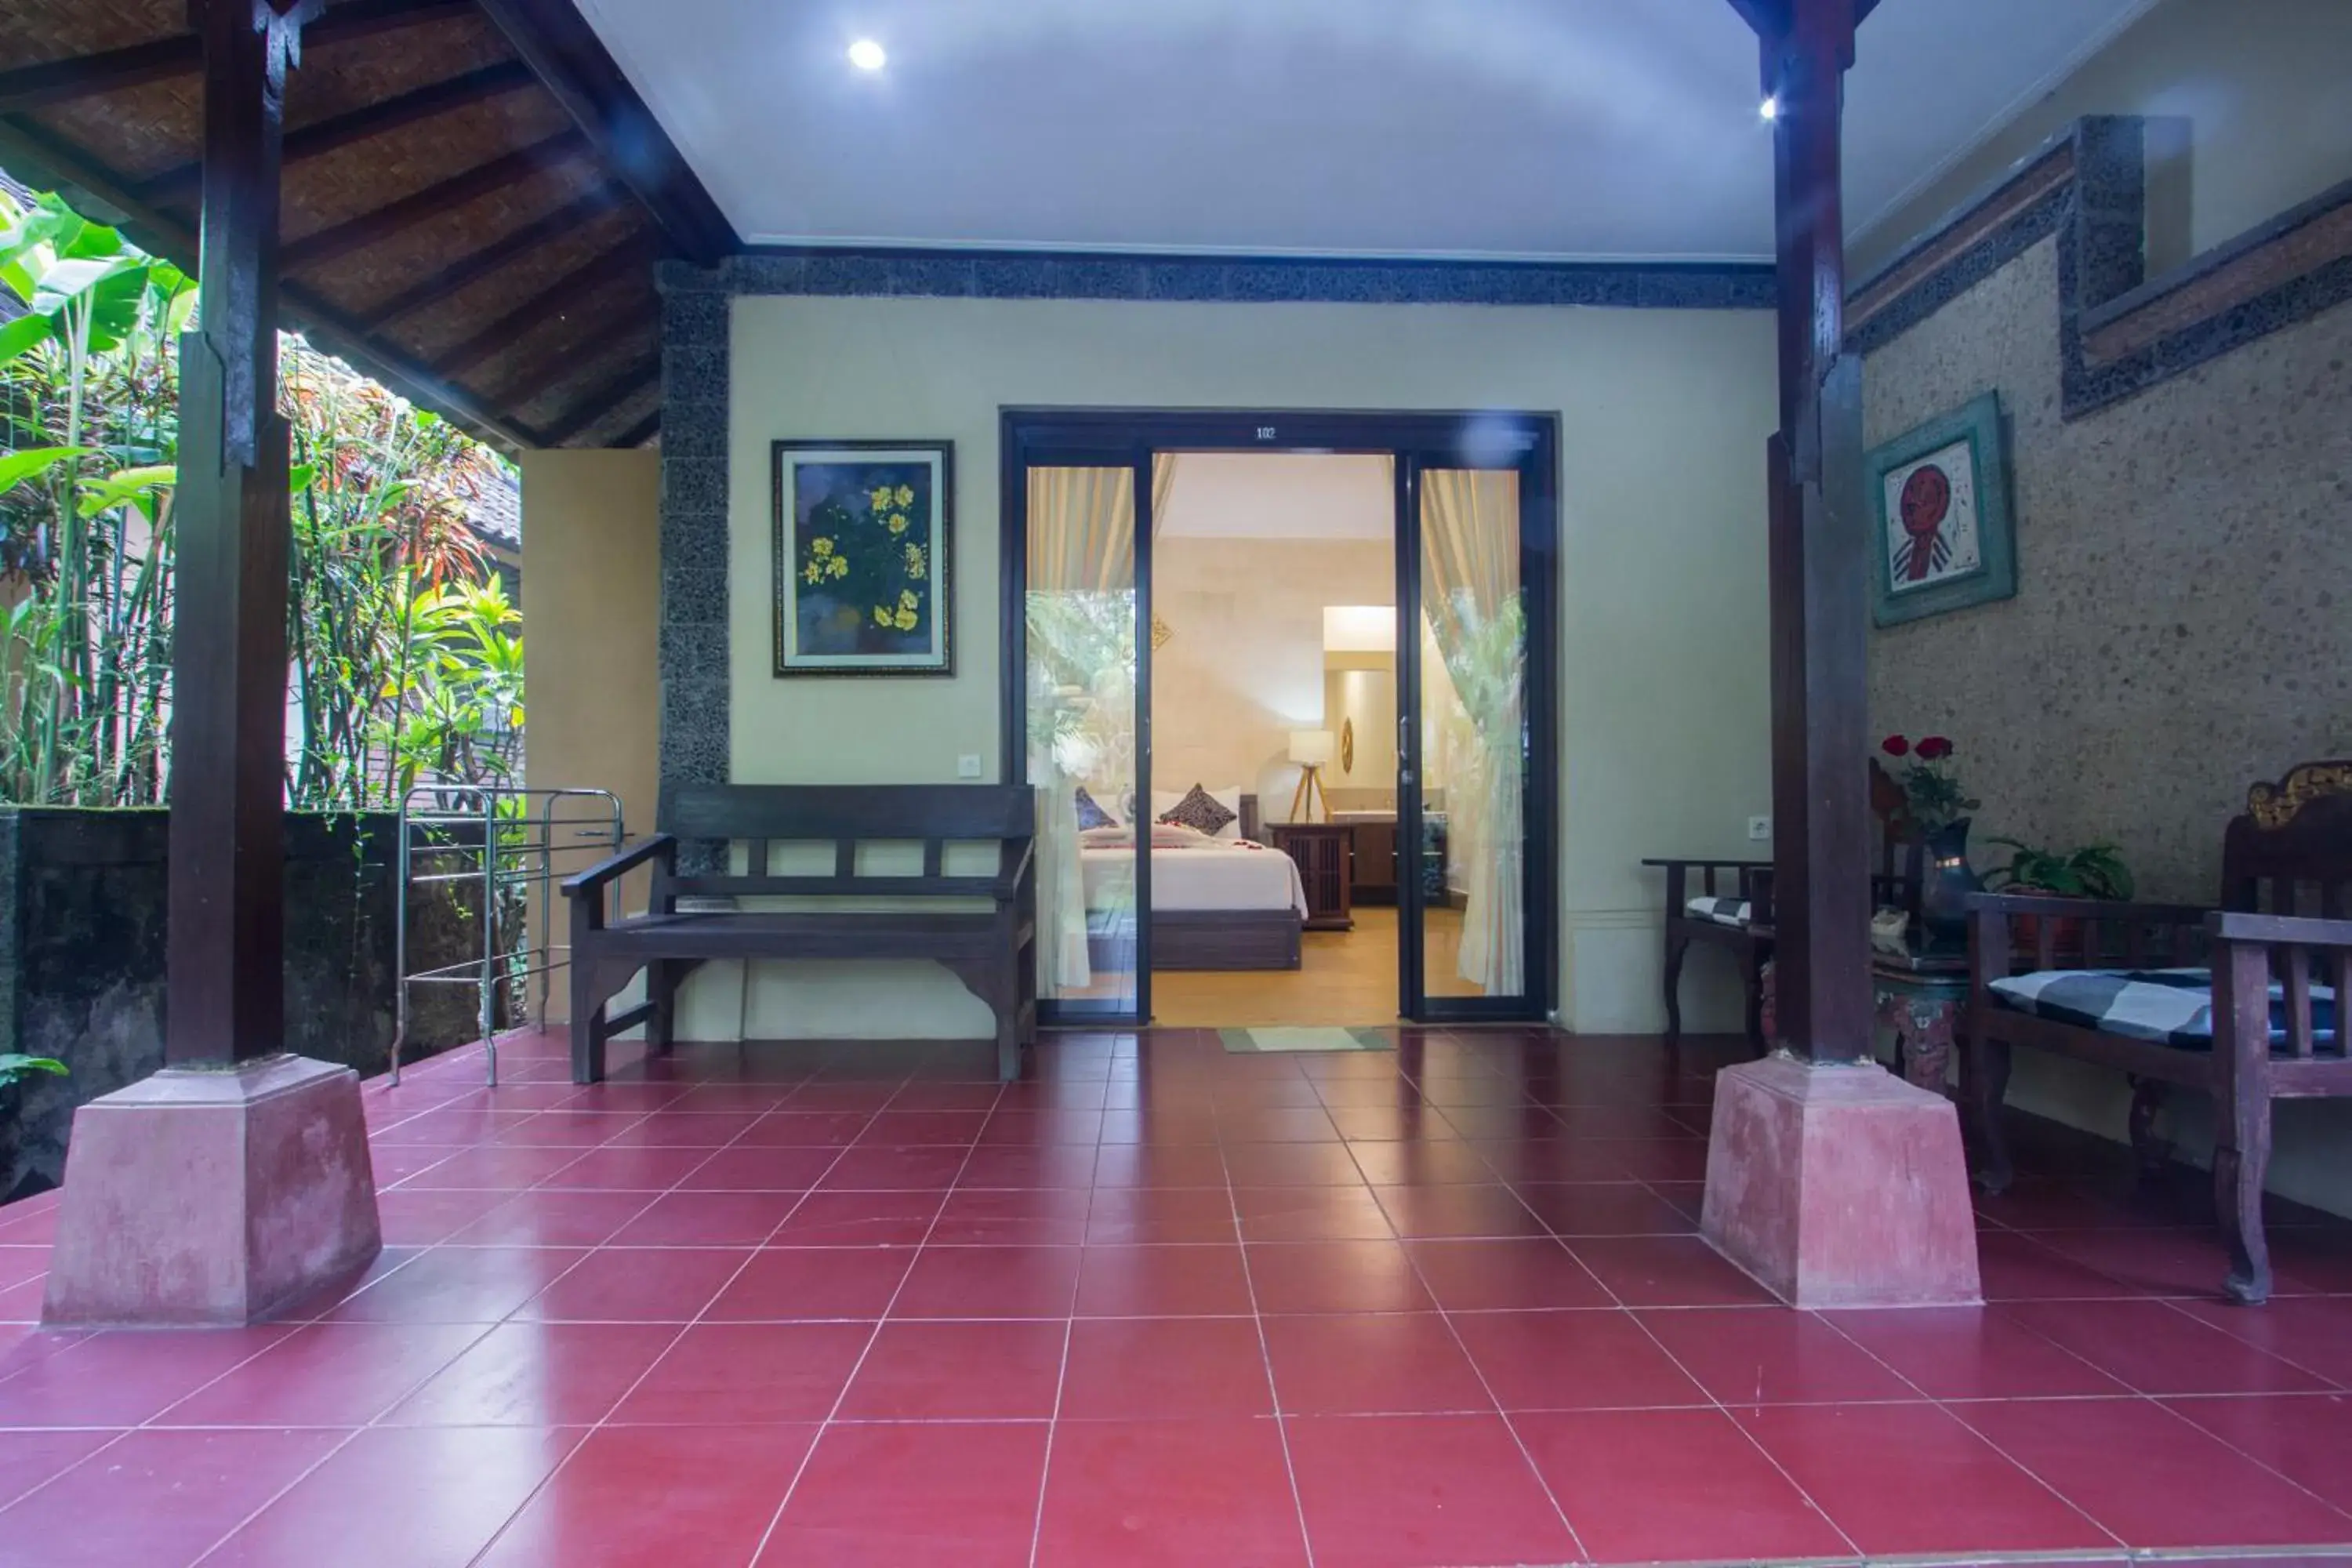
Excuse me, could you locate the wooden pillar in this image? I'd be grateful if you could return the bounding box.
[1759,0,1871,1063]
[167,0,314,1065]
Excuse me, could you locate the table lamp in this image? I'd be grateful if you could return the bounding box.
[1288,729,1335,822]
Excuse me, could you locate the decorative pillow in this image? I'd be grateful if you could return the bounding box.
[1159,782,1238,838]
[1073,786,1117,831]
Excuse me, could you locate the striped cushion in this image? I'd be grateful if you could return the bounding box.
[1684,896,1752,929]
[1989,967,2339,1053]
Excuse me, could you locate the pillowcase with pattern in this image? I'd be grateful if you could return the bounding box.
[1073,786,1118,830]
[1158,782,1238,838]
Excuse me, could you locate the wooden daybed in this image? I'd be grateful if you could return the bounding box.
[1966,761,2352,1304]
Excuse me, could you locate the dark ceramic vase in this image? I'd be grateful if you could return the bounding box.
[1917,818,1982,953]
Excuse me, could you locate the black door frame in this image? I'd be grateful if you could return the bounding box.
[1000,408,1559,1027]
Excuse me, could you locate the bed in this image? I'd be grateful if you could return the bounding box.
[1080,793,1307,971]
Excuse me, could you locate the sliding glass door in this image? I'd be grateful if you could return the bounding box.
[1015,453,1153,1024]
[1005,410,1555,1029]
[1397,439,1555,1022]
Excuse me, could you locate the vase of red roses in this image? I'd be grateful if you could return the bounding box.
[1883,733,1982,953]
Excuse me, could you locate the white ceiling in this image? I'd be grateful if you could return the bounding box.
[579,0,2153,261]
[1158,454,1392,540]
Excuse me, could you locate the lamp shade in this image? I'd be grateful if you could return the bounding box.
[1289,729,1335,768]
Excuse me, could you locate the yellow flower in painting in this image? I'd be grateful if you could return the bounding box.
[869,485,895,512]
[887,514,909,535]
[903,543,925,575]
[893,606,919,631]
[802,562,822,585]
[811,537,834,557]
[898,588,918,611]
[826,554,849,579]
[873,605,893,626]
[895,484,915,508]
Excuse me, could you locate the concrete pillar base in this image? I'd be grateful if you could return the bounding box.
[1700,1053,1980,1308]
[42,1054,381,1327]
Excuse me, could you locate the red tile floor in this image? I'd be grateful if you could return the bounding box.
[5,1027,2352,1566]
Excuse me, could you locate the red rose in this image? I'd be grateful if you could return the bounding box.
[1881,735,1910,757]
[1916,736,1954,760]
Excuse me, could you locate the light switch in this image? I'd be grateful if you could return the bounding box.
[956,754,984,779]
[1748,815,1772,841]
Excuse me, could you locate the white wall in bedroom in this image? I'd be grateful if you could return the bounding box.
[1150,533,1392,818]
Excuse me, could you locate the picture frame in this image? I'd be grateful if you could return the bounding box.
[1866,390,2016,628]
[772,439,954,677]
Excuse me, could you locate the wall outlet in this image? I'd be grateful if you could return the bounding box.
[956,753,984,779]
[1748,815,1772,841]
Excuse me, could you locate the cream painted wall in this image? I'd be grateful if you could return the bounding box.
[1853,0,2352,278]
[1152,535,1391,819]
[518,448,661,1024]
[712,294,1778,1040]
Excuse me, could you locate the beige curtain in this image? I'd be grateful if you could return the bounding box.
[1421,469,1525,996]
[1026,467,1142,996]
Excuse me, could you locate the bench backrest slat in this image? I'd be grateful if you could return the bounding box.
[664,783,1035,843]
[654,784,1036,906]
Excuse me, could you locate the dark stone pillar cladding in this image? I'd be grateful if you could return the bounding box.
[655,263,732,875]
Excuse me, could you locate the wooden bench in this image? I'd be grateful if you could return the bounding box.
[1966,761,2352,1304]
[563,784,1038,1085]
[1648,761,1924,1051]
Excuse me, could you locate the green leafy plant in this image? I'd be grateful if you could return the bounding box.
[0,1054,67,1091]
[1984,839,2136,900]
[1,180,520,811]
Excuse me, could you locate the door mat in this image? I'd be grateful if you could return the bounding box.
[1218,1026,1393,1054]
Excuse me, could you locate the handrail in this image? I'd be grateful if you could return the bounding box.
[392,784,625,1087]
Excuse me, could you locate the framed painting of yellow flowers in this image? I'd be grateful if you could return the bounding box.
[772,440,954,676]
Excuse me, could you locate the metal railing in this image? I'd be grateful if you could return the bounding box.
[390,785,625,1087]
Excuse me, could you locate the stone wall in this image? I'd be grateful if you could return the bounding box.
[1865,235,2352,901]
[0,809,487,1200]
[1862,230,2352,1217]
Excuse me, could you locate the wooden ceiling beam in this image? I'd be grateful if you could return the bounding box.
[0,0,472,115]
[354,183,626,327]
[486,312,652,411]
[140,61,539,201]
[281,129,587,271]
[474,0,738,265]
[611,409,659,448]
[538,354,658,445]
[431,238,651,377]
[0,37,195,116]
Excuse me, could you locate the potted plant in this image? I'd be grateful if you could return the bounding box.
[1882,734,1982,950]
[1984,839,2136,967]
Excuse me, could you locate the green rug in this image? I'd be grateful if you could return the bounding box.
[1218,1026,1392,1054]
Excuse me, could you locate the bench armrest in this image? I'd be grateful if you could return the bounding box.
[561,833,677,896]
[992,838,1036,902]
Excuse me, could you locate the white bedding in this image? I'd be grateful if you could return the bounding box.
[1081,840,1308,916]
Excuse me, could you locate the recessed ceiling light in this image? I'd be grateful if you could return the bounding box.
[848,39,887,71]
[1759,95,1780,122]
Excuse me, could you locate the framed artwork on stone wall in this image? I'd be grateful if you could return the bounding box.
[772,439,954,676]
[1865,391,2016,628]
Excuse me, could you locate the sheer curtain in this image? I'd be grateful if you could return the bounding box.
[1025,466,1145,997]
[1421,470,1524,996]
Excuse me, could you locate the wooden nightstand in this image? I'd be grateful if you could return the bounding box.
[1270,822,1355,931]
